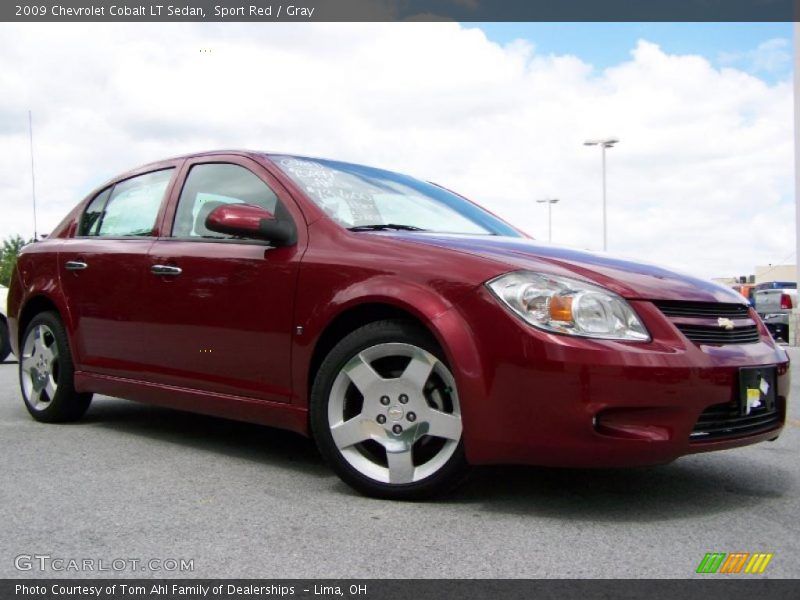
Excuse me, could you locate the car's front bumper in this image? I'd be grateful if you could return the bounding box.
[449,288,789,467]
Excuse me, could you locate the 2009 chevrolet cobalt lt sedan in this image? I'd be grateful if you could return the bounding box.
[7,151,789,499]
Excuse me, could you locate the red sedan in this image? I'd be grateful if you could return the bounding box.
[7,151,789,499]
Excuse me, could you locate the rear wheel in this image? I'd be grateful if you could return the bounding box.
[19,312,92,422]
[311,320,469,500]
[0,319,10,363]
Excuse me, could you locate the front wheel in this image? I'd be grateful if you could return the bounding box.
[19,312,92,422]
[311,320,469,500]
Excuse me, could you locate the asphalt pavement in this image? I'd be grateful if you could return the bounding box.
[0,350,798,579]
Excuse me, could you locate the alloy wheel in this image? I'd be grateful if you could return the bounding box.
[327,342,462,485]
[20,324,60,411]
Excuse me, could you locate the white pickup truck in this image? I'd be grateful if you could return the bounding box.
[0,284,10,362]
[754,287,796,342]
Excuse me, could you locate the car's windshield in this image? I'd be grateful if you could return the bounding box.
[272,155,520,237]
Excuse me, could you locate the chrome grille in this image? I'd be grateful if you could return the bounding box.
[654,301,750,319]
[653,301,761,346]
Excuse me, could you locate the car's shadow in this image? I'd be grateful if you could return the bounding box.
[83,398,793,520]
[83,398,329,477]
[455,458,792,521]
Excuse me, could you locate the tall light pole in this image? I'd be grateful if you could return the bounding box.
[584,138,619,251]
[536,198,559,242]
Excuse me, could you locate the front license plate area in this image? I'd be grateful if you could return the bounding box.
[738,367,777,416]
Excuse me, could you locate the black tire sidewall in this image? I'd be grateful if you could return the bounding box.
[19,311,91,423]
[311,319,469,500]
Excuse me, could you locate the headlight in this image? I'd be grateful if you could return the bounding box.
[486,271,650,341]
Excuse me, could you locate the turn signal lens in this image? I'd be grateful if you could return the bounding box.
[549,296,573,322]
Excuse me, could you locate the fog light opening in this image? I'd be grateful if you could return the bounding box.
[594,409,673,442]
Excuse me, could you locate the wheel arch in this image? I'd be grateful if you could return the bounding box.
[301,288,487,433]
[16,294,71,354]
[306,301,437,399]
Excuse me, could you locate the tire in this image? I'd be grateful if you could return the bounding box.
[311,319,470,500]
[0,319,11,363]
[19,311,92,423]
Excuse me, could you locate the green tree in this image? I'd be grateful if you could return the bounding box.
[0,235,32,287]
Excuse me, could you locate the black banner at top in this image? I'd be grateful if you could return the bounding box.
[3,0,800,23]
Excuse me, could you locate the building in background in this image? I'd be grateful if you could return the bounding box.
[712,276,742,286]
[713,266,796,288]
[755,265,796,284]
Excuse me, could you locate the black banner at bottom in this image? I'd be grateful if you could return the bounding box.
[2,579,800,600]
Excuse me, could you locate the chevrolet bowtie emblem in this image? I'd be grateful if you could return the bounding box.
[717,317,735,330]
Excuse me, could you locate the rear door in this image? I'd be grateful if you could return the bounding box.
[139,156,305,403]
[59,166,180,378]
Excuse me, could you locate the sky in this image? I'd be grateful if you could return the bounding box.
[0,22,793,280]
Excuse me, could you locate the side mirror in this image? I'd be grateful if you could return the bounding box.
[205,204,296,246]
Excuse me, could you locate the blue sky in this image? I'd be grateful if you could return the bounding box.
[474,23,792,84]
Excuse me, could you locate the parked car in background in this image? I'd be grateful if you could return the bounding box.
[0,284,11,362]
[5,150,791,499]
[755,287,796,342]
[754,281,796,292]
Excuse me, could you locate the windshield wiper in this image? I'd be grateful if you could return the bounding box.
[347,223,428,232]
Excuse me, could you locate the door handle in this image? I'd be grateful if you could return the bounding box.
[64,260,88,271]
[151,264,182,277]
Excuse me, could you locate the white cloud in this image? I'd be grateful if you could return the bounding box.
[0,23,793,280]
[719,37,792,75]
[751,38,792,73]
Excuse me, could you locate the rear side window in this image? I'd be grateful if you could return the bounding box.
[79,169,174,237]
[172,163,280,239]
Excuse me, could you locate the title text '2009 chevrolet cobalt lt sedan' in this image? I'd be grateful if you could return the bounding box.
[7,151,789,499]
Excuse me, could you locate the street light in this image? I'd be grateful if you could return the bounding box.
[536,198,559,242]
[584,137,619,251]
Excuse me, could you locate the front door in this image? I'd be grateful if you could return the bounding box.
[141,158,303,403]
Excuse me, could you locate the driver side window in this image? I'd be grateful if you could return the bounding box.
[172,163,280,239]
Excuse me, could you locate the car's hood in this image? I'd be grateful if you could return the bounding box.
[384,233,745,303]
